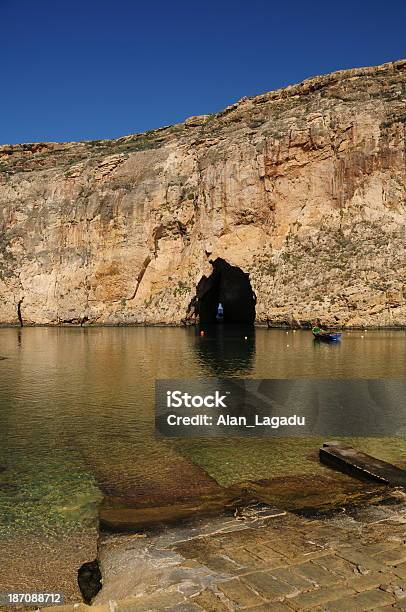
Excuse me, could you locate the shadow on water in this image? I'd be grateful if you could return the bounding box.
[192,324,255,376]
[313,338,341,349]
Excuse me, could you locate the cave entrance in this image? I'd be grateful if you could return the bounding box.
[193,258,256,325]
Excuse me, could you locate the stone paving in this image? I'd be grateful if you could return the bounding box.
[40,491,406,612]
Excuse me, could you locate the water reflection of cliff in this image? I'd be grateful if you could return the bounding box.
[192,324,255,376]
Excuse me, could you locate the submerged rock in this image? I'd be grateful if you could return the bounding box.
[77,559,102,604]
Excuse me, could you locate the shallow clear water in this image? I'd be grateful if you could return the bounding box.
[0,326,405,537]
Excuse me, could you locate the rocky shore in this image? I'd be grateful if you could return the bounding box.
[0,60,405,327]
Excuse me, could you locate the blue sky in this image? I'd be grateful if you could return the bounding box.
[1,0,405,144]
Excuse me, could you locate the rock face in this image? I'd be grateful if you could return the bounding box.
[0,60,405,327]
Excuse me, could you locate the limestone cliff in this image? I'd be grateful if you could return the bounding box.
[0,60,405,327]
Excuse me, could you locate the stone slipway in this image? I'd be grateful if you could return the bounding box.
[34,446,406,609]
[40,490,406,611]
[92,449,406,609]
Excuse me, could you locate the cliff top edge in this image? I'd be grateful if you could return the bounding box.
[1,58,405,152]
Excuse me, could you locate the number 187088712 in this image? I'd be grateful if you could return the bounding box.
[0,592,65,605]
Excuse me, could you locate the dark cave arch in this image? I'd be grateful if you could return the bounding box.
[191,258,256,324]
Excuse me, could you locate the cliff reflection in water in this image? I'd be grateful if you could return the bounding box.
[193,325,255,376]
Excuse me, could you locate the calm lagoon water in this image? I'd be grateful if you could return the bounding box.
[0,326,405,538]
